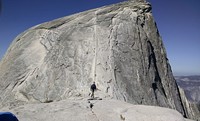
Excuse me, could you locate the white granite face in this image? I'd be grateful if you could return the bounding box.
[1,99,193,121]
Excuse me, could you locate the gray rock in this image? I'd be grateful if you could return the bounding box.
[176,75,200,102]
[0,0,196,119]
[179,87,200,120]
[1,99,193,121]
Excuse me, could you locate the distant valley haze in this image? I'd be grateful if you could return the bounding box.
[0,0,199,76]
[175,75,200,102]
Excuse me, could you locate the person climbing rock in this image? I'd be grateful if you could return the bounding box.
[90,82,96,99]
[89,103,94,109]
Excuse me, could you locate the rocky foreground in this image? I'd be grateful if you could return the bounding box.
[1,99,193,121]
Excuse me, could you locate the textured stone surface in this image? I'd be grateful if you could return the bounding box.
[176,75,200,102]
[179,87,200,120]
[1,99,193,121]
[0,0,189,118]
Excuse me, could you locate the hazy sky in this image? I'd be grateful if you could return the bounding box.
[0,0,199,76]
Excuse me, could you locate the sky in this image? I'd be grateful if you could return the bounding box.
[0,0,199,76]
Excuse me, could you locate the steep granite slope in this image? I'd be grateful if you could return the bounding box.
[0,0,186,117]
[179,87,200,120]
[175,76,200,120]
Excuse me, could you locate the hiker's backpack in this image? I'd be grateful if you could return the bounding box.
[91,84,96,90]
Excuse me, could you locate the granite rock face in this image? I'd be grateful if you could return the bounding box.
[179,87,200,120]
[1,99,193,121]
[0,0,186,117]
[176,75,200,102]
[175,76,200,120]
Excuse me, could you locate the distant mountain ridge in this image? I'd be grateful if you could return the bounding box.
[175,75,200,120]
[175,75,200,102]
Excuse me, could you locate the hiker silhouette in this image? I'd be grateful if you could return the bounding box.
[90,82,96,98]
